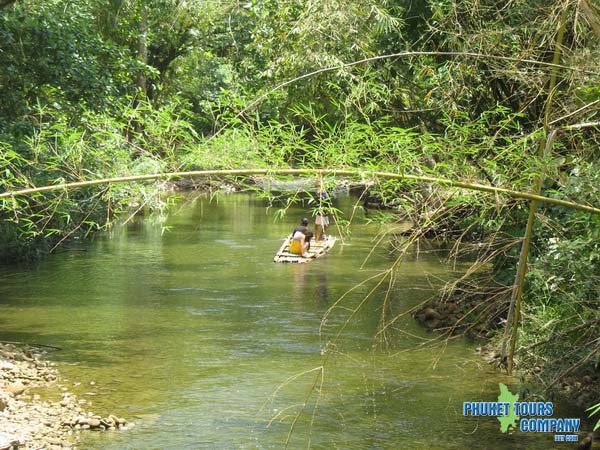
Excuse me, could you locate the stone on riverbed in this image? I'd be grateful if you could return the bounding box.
[4,381,27,396]
[0,343,130,449]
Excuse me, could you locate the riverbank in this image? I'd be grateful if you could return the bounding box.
[414,298,600,433]
[0,343,130,449]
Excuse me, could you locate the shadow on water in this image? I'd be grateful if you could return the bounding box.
[0,192,585,449]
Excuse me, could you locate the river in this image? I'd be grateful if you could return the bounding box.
[0,192,576,449]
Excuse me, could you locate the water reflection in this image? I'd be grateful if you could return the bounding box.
[315,270,330,305]
[292,263,330,307]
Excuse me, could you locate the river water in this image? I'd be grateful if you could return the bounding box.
[0,193,577,449]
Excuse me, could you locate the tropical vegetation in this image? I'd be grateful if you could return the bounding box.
[1,0,599,427]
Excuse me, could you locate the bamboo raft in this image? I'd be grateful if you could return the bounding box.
[273,235,336,264]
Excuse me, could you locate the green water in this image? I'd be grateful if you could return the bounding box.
[0,193,576,449]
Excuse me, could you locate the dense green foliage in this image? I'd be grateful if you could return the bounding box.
[1,0,599,417]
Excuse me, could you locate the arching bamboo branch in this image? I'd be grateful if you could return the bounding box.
[209,50,600,141]
[1,168,600,215]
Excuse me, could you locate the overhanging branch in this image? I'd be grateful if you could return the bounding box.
[1,168,600,215]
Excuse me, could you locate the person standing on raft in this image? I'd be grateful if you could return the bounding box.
[315,190,331,241]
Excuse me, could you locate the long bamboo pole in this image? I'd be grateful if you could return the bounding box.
[503,4,570,374]
[2,168,600,214]
[503,131,557,373]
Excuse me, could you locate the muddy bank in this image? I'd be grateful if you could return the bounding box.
[0,343,130,449]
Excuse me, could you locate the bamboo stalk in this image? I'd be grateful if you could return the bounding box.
[502,133,553,371]
[1,168,600,214]
[562,121,600,130]
[503,4,570,374]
